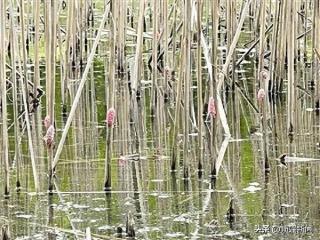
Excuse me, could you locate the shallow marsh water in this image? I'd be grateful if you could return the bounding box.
[2,65,320,239]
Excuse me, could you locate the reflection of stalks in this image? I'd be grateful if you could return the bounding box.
[126,211,135,238]
[53,180,80,240]
[1,224,9,240]
[85,228,92,240]
[32,223,114,239]
[132,161,148,239]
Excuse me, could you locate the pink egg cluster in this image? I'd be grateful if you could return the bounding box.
[44,125,55,149]
[208,97,216,118]
[257,88,266,102]
[106,107,116,127]
[44,115,51,129]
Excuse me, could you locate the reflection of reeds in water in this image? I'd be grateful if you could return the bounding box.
[1,224,9,240]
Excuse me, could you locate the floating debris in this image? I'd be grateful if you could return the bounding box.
[243,184,262,193]
[173,214,192,223]
[72,204,89,209]
[85,227,92,240]
[16,214,33,219]
[165,232,185,238]
[71,218,83,223]
[224,230,241,237]
[97,225,113,231]
[92,207,107,212]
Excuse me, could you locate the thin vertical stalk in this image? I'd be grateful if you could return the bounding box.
[257,0,269,173]
[183,0,191,179]
[9,0,22,190]
[287,0,295,136]
[104,0,116,191]
[131,0,146,153]
[210,0,219,179]
[0,0,9,196]
[197,0,203,174]
[151,0,159,151]
[171,46,185,171]
[15,35,40,193]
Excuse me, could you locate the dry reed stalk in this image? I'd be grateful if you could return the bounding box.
[171,2,177,70]
[9,0,22,190]
[46,0,57,191]
[62,0,74,106]
[191,1,227,178]
[15,22,40,192]
[131,0,146,154]
[33,0,40,96]
[163,0,169,151]
[217,0,252,92]
[215,0,252,138]
[52,5,110,170]
[277,0,287,92]
[32,0,43,167]
[299,1,310,150]
[269,0,280,94]
[287,0,295,138]
[104,0,116,191]
[257,0,269,173]
[196,0,203,174]
[171,41,185,171]
[183,0,191,179]
[257,0,266,84]
[209,0,220,178]
[117,0,130,156]
[87,2,98,158]
[0,0,9,196]
[312,0,320,140]
[151,0,159,152]
[19,0,30,111]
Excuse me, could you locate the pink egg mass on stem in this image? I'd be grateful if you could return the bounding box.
[208,97,216,118]
[257,88,266,103]
[106,107,116,127]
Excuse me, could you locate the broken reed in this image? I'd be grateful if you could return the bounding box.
[0,0,319,195]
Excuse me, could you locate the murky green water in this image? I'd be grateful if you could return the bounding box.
[2,64,320,240]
